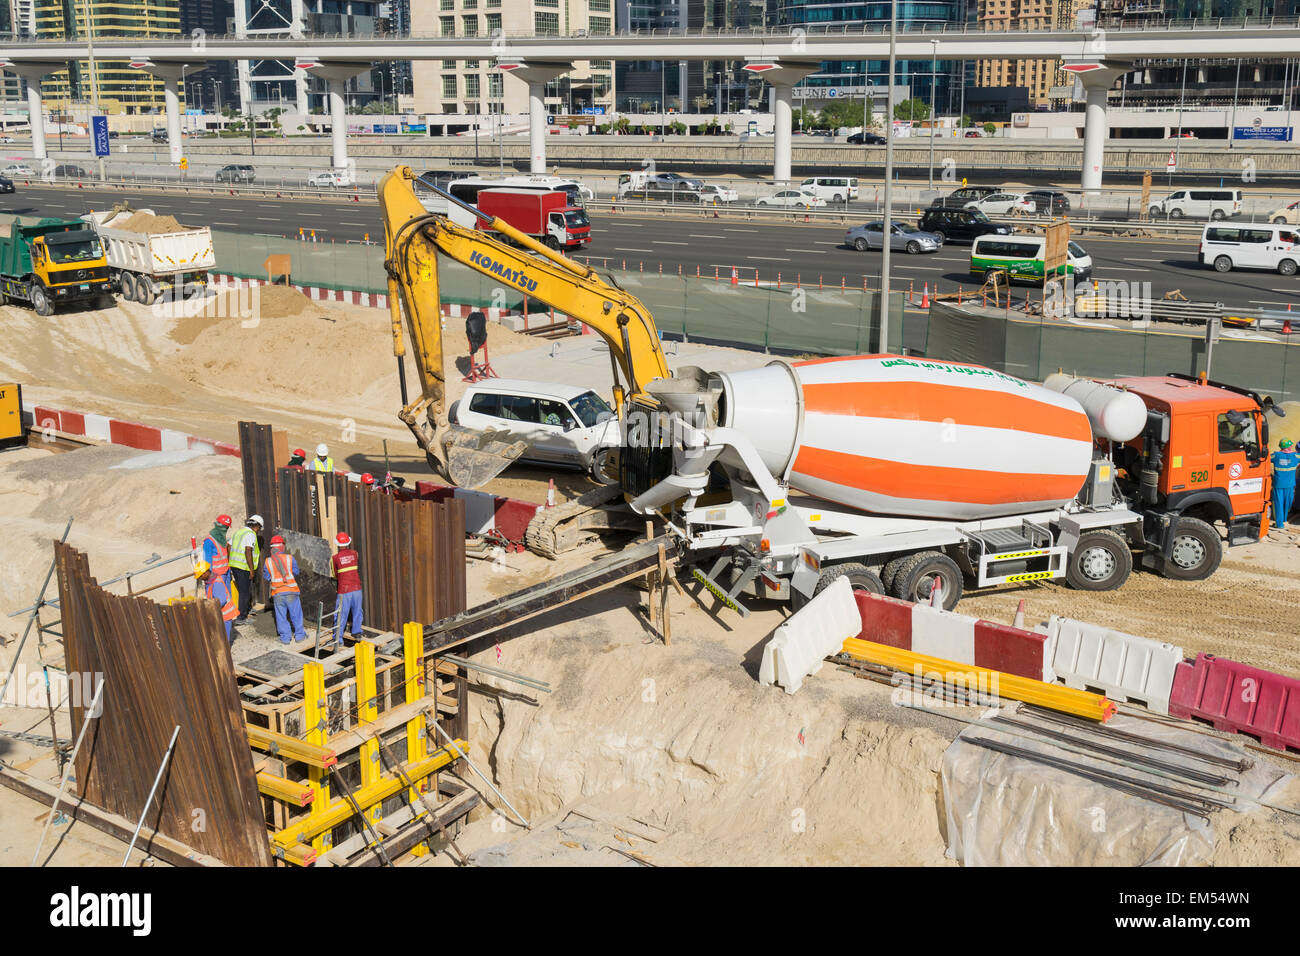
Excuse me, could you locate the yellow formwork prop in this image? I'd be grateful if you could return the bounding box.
[257,772,314,807]
[246,724,337,768]
[840,638,1117,722]
[303,660,332,854]
[354,641,382,831]
[271,740,466,855]
[402,622,430,857]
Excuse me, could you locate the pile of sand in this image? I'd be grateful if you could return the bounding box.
[111,211,187,234]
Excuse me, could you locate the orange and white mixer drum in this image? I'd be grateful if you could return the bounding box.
[716,355,1095,520]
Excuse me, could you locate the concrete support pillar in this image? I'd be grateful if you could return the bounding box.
[295,68,310,114]
[497,60,571,175]
[742,60,819,186]
[773,83,793,184]
[527,79,547,173]
[298,59,372,170]
[26,80,46,161]
[163,75,183,165]
[233,0,252,114]
[328,77,347,169]
[1064,63,1128,196]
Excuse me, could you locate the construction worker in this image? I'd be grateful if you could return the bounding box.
[308,443,334,473]
[263,535,307,644]
[228,514,263,622]
[195,561,238,643]
[332,531,364,645]
[287,447,307,467]
[360,472,376,489]
[1273,438,1299,527]
[201,514,233,588]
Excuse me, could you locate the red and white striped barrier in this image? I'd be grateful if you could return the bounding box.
[207,274,528,322]
[20,402,240,457]
[854,592,1055,683]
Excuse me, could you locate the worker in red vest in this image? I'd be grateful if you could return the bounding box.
[262,535,307,644]
[332,531,364,646]
[195,560,238,643]
[201,514,232,588]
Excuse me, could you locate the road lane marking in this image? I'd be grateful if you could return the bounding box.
[614,247,654,252]
[688,234,727,239]
[652,240,689,245]
[747,256,790,261]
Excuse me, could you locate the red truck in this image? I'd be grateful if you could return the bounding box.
[476,188,591,251]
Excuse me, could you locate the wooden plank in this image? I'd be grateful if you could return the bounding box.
[349,788,480,867]
[0,764,224,867]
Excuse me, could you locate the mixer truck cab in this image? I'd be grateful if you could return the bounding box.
[626,358,1273,615]
[0,217,111,316]
[1107,373,1273,568]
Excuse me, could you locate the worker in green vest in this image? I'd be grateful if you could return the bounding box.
[308,443,334,473]
[228,514,263,622]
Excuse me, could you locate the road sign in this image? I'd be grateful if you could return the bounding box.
[1166,149,1176,170]
[580,106,605,115]
[179,157,188,170]
[91,116,109,157]
[546,114,554,125]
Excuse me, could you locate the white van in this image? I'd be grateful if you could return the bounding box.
[970,234,1093,283]
[1149,189,1242,221]
[450,379,620,481]
[799,177,859,202]
[1200,224,1300,275]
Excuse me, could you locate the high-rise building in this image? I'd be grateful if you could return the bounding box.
[34,0,182,114]
[772,0,964,116]
[409,0,615,117]
[975,0,1091,110]
[179,0,234,113]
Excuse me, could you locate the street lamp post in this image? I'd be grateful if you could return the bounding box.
[1229,58,1242,150]
[1173,59,1187,185]
[881,0,897,355]
[928,40,938,190]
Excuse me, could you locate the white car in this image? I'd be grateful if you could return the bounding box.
[308,170,354,187]
[1,163,34,177]
[697,183,739,204]
[756,189,827,209]
[0,135,14,144]
[450,379,620,481]
[965,192,1036,216]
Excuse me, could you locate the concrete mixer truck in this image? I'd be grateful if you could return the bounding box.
[627,360,1280,613]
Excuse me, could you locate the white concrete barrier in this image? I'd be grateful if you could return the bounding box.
[759,576,860,694]
[1047,615,1183,715]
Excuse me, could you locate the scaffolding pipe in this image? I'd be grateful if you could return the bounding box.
[1,518,72,713]
[122,725,181,867]
[431,721,529,828]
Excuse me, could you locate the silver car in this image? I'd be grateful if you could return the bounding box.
[845,221,943,254]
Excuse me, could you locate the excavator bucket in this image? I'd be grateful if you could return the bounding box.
[437,423,529,489]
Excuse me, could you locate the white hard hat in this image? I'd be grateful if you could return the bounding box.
[247,514,264,527]
[316,443,329,457]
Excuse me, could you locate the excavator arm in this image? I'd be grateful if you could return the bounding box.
[379,164,671,489]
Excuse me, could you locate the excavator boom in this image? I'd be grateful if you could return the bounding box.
[379,164,671,490]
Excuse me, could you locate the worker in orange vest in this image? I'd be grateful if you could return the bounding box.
[195,560,239,643]
[262,535,307,644]
[200,514,233,589]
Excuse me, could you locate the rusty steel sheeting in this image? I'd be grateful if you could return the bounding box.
[55,542,272,867]
[274,469,466,633]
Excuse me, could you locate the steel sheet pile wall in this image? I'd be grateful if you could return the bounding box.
[277,468,467,632]
[54,542,272,867]
[238,421,280,532]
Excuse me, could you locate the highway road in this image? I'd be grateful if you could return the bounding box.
[3,182,1297,310]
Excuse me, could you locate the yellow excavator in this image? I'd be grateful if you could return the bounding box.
[378,165,673,555]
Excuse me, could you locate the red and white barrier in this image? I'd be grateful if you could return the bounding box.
[207,274,526,322]
[414,480,539,550]
[21,402,239,457]
[854,592,1055,683]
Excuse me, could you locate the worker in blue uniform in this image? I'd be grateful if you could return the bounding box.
[1272,438,1298,527]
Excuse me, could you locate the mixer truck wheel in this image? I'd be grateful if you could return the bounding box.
[1065,530,1132,592]
[1160,517,1222,582]
[881,556,909,594]
[813,563,884,600]
[893,551,962,611]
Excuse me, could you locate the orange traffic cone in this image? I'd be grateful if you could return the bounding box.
[929,578,944,609]
[1013,599,1026,629]
[920,283,930,308]
[1285,319,1293,334]
[546,479,556,508]
[730,267,739,287]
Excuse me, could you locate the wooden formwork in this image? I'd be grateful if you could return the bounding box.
[241,623,473,865]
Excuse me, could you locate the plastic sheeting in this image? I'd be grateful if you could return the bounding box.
[940,711,1292,867]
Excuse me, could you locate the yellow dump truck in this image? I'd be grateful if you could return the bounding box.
[0,217,112,315]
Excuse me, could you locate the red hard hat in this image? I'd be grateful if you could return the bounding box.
[361,473,375,485]
[216,514,232,527]
[336,532,351,546]
[270,535,285,546]
[293,448,306,457]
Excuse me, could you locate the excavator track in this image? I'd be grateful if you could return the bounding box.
[524,483,643,559]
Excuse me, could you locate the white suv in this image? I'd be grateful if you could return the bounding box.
[450,379,620,481]
[799,177,859,202]
[1149,188,1241,221]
